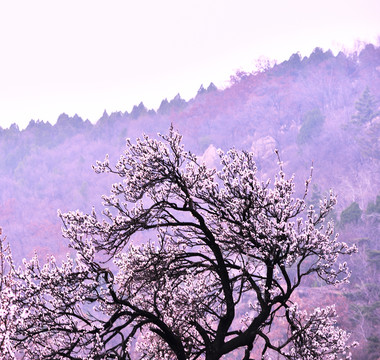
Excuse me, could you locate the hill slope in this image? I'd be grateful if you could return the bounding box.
[0,43,379,359]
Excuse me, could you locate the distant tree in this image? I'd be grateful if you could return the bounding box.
[307,47,333,65]
[274,53,303,76]
[229,70,250,84]
[169,94,187,111]
[344,88,380,162]
[130,102,148,119]
[253,57,276,74]
[352,87,380,124]
[366,194,380,214]
[0,130,358,359]
[340,202,362,227]
[157,94,187,115]
[56,113,86,130]
[206,83,217,93]
[158,98,171,115]
[287,53,302,68]
[197,84,207,96]
[25,120,55,147]
[297,108,325,144]
[358,44,380,69]
[158,95,187,115]
[8,123,20,133]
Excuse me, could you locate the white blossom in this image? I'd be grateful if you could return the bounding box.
[0,128,357,359]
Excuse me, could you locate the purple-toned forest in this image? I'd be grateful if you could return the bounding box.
[0,44,379,359]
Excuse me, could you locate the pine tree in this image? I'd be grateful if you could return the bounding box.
[352,87,380,124]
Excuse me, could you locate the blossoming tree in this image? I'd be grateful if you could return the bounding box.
[1,128,357,359]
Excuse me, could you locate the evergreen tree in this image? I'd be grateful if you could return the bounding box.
[352,87,380,124]
[297,108,325,144]
[340,202,362,227]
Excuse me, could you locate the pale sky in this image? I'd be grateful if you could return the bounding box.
[0,0,379,130]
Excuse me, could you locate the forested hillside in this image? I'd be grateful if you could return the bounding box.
[1,43,379,358]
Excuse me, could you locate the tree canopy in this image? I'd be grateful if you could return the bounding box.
[1,128,357,359]
[352,87,380,124]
